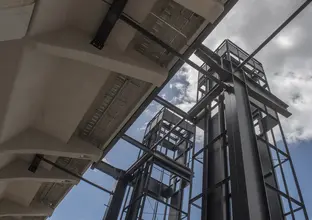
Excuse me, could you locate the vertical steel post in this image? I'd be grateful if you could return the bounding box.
[103,178,128,220]
[224,71,270,220]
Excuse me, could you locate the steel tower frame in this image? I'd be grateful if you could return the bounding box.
[101,39,308,219]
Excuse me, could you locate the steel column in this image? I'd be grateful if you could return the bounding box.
[224,71,270,220]
[103,178,128,220]
[91,0,128,49]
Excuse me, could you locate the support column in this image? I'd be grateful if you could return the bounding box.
[168,140,188,220]
[125,164,149,220]
[203,112,227,220]
[224,71,270,220]
[103,177,128,220]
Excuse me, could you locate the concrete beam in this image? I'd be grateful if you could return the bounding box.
[0,128,102,161]
[0,159,78,184]
[173,0,224,22]
[34,28,168,86]
[0,199,53,217]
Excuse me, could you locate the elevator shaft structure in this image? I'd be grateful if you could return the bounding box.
[101,39,308,220]
[121,108,195,220]
[190,39,308,220]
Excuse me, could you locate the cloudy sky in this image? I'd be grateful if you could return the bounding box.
[50,0,312,219]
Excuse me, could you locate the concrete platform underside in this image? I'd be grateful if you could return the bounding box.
[0,0,231,219]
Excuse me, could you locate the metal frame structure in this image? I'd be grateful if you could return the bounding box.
[31,0,312,219]
[119,108,195,220]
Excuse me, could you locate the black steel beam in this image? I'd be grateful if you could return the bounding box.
[122,134,151,153]
[204,111,228,220]
[93,161,125,180]
[188,84,223,118]
[195,48,230,80]
[103,178,128,220]
[154,95,192,121]
[153,151,192,183]
[224,71,270,220]
[28,154,43,173]
[91,0,128,49]
[197,44,221,63]
[38,156,113,195]
[125,153,151,176]
[125,164,150,220]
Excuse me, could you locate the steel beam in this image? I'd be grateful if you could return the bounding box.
[224,71,270,220]
[122,134,151,153]
[197,44,221,63]
[125,164,149,220]
[125,153,151,176]
[94,161,125,180]
[245,79,291,117]
[91,0,128,49]
[154,95,191,121]
[195,48,230,80]
[103,178,128,220]
[203,113,228,220]
[153,152,192,182]
[39,156,113,195]
[188,84,223,118]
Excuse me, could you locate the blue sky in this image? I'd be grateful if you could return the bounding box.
[49,0,312,219]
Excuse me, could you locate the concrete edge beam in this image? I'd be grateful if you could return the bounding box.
[0,128,102,161]
[0,199,53,217]
[0,159,79,184]
[33,28,168,86]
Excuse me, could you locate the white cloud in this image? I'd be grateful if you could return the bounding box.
[270,68,312,142]
[201,0,312,144]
